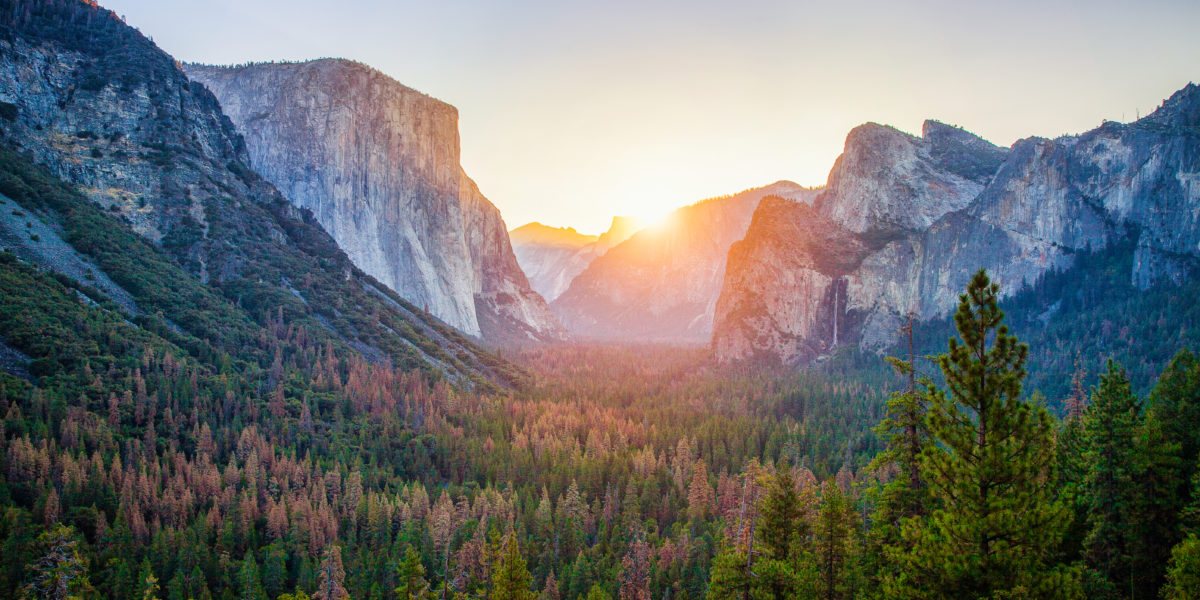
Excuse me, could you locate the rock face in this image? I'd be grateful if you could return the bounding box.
[509,217,640,302]
[185,60,564,343]
[0,0,515,384]
[713,86,1200,364]
[553,181,820,342]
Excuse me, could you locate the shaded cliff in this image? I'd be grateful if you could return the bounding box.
[185,60,565,343]
[714,88,1200,364]
[553,181,820,342]
[0,0,518,385]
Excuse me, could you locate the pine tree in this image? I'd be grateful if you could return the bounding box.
[758,470,805,560]
[262,546,288,600]
[1127,349,1200,598]
[1081,360,1140,591]
[866,322,934,599]
[237,551,267,600]
[1054,412,1090,564]
[814,483,855,600]
[1183,456,1200,532]
[873,315,933,522]
[584,584,608,600]
[885,270,1081,600]
[395,545,432,600]
[312,545,349,600]
[21,524,93,600]
[618,538,650,600]
[1164,533,1200,600]
[1127,413,1182,600]
[687,461,713,521]
[541,571,559,600]
[139,560,161,600]
[490,533,535,600]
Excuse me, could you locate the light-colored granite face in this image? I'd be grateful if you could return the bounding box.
[0,19,511,382]
[186,59,564,343]
[713,85,1200,364]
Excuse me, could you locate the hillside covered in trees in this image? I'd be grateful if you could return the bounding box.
[3,193,1200,600]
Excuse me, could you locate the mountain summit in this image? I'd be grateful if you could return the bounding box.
[713,85,1200,364]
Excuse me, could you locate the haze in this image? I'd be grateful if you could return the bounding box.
[103,0,1200,234]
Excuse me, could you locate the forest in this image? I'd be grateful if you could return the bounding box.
[3,190,1200,600]
[0,2,1198,599]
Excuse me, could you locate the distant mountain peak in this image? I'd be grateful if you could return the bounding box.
[597,216,644,247]
[510,222,599,247]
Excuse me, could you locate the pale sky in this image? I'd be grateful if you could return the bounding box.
[103,0,1199,235]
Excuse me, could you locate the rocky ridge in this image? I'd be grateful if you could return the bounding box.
[0,0,515,385]
[713,86,1200,364]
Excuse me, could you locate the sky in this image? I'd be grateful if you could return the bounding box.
[103,0,1200,235]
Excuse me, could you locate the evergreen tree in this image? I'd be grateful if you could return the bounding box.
[139,561,161,600]
[312,545,349,600]
[1126,413,1182,600]
[1147,350,1200,482]
[617,538,650,600]
[814,483,855,600]
[262,547,287,600]
[21,524,93,600]
[1127,349,1200,598]
[1164,533,1200,600]
[395,545,432,600]
[867,330,934,599]
[237,551,267,600]
[758,470,805,560]
[1054,415,1090,564]
[885,270,1081,600]
[705,547,750,600]
[1081,360,1140,591]
[584,583,608,600]
[873,317,933,522]
[491,534,535,600]
[1183,455,1200,532]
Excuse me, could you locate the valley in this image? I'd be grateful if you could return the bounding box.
[0,1,1199,600]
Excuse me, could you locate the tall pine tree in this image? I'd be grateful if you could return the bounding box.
[885,270,1081,600]
[1127,349,1200,598]
[491,533,536,600]
[1081,360,1140,593]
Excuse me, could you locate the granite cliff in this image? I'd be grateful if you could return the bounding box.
[185,60,565,343]
[0,0,517,385]
[553,181,820,342]
[713,86,1200,364]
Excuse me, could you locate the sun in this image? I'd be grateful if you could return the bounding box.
[635,207,673,231]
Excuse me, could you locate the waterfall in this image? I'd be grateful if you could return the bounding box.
[832,278,839,347]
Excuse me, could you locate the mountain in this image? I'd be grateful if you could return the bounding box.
[509,216,639,302]
[511,222,600,247]
[184,60,565,344]
[713,87,1200,364]
[0,0,518,386]
[552,181,820,342]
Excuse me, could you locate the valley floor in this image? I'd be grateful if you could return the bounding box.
[3,290,1200,600]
